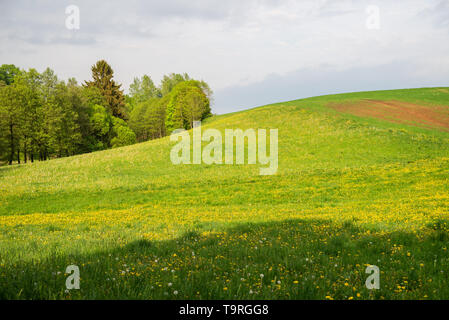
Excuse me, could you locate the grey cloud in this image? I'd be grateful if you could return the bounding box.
[0,0,290,45]
[317,0,359,17]
[1,0,448,115]
[6,32,97,46]
[422,0,449,29]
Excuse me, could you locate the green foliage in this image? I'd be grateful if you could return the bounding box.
[129,97,166,142]
[127,73,212,139]
[89,104,112,150]
[165,80,211,133]
[129,75,161,106]
[6,69,42,163]
[1,66,210,163]
[0,62,139,164]
[0,64,20,85]
[45,76,81,157]
[67,79,96,153]
[84,60,127,120]
[0,82,25,163]
[126,75,162,134]
[128,100,149,141]
[111,117,137,148]
[0,63,212,164]
[144,97,166,139]
[81,86,107,109]
[160,73,190,96]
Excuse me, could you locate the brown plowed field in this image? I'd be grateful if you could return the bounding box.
[329,99,449,131]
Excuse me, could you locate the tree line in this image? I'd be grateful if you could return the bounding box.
[0,60,212,165]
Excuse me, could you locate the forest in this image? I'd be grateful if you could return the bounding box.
[0,60,212,165]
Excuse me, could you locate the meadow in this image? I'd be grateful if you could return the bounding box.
[1,87,449,299]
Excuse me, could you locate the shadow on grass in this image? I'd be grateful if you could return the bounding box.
[1,218,449,300]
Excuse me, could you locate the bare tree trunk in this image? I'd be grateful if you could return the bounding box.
[24,140,27,163]
[9,123,14,165]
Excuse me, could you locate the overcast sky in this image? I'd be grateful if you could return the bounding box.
[1,0,448,113]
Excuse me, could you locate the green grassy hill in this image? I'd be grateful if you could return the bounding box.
[1,87,449,299]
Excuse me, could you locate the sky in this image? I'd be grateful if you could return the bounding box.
[1,0,448,114]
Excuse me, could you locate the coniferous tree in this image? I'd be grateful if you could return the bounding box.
[84,60,127,120]
[0,62,212,165]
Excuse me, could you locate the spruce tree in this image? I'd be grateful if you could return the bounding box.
[84,60,127,120]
